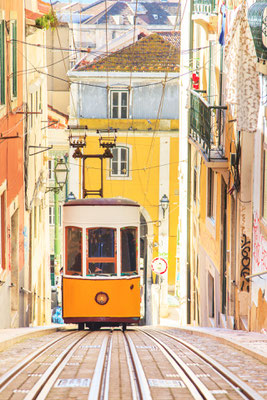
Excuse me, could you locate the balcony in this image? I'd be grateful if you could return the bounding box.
[192,0,218,32]
[189,90,227,164]
[193,0,217,15]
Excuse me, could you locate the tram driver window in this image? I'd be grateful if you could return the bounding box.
[87,228,116,275]
[65,227,82,276]
[121,227,137,275]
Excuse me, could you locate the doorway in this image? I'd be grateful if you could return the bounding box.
[11,209,19,327]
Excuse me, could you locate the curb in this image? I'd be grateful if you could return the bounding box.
[172,327,267,365]
[0,326,60,352]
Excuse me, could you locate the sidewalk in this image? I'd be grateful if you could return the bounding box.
[160,315,267,364]
[0,325,60,352]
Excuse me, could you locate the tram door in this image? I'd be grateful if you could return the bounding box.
[140,214,147,324]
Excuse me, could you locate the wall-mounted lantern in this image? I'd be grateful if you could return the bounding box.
[160,194,169,219]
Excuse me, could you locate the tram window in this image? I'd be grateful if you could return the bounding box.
[87,228,116,275]
[65,227,82,276]
[121,227,137,274]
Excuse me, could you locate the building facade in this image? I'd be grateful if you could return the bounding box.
[179,0,267,331]
[0,0,25,328]
[68,33,180,321]
[24,0,51,326]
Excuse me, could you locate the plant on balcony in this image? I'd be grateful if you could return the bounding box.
[35,10,58,30]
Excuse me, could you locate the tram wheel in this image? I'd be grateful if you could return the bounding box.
[122,323,127,332]
[78,322,85,330]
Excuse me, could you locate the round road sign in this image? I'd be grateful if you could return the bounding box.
[151,257,168,275]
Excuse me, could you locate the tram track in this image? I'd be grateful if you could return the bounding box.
[139,328,265,400]
[0,327,265,399]
[0,330,77,392]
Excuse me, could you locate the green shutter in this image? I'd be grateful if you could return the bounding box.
[0,20,5,104]
[12,21,17,98]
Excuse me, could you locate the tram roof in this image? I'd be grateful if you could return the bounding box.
[64,198,140,207]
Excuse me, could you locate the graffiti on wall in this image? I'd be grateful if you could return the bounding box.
[240,233,251,292]
[253,213,267,272]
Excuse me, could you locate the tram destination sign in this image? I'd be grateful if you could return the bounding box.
[151,257,168,275]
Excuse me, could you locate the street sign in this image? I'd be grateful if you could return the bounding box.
[151,257,168,275]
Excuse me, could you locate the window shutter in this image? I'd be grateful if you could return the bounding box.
[12,21,17,98]
[0,20,5,104]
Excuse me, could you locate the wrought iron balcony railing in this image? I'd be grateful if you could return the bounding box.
[189,90,227,161]
[193,0,217,15]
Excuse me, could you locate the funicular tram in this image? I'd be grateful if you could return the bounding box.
[62,197,141,330]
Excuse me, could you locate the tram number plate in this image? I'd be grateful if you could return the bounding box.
[55,379,91,388]
[148,379,185,388]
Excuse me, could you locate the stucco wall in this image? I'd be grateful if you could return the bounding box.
[77,79,179,120]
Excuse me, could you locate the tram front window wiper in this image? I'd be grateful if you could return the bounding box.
[94,273,110,277]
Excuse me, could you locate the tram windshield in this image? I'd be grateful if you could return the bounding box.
[65,227,82,276]
[87,228,116,275]
[121,227,137,275]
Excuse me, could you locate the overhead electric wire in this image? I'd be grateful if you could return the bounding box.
[141,0,182,207]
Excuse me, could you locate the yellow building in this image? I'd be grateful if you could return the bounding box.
[68,33,180,321]
[184,0,265,331]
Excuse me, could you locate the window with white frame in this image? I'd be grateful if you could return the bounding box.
[48,159,55,180]
[207,168,215,220]
[110,146,129,177]
[49,206,62,225]
[110,90,128,119]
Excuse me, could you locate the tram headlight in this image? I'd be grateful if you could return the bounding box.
[95,292,109,305]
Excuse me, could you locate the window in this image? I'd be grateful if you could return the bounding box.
[65,226,82,276]
[30,93,33,128]
[121,227,137,275]
[208,41,216,106]
[263,143,267,222]
[208,272,215,318]
[110,146,129,177]
[50,255,55,286]
[87,228,116,275]
[39,86,42,110]
[207,168,215,220]
[10,20,17,98]
[48,159,55,180]
[0,19,5,105]
[0,192,6,269]
[49,206,62,225]
[193,167,197,203]
[35,91,38,113]
[111,90,128,119]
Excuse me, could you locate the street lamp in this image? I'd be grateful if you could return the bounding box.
[160,194,169,219]
[67,191,76,201]
[54,158,68,189]
[47,158,68,307]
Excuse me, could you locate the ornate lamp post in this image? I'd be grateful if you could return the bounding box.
[47,158,68,305]
[160,194,169,219]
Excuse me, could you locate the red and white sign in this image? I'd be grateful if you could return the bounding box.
[151,257,168,275]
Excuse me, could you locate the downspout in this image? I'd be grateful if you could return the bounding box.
[187,0,193,324]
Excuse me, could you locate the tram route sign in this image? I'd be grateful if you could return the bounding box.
[151,257,168,275]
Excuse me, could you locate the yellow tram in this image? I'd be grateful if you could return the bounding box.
[62,198,141,330]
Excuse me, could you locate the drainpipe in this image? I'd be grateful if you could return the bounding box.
[187,0,193,324]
